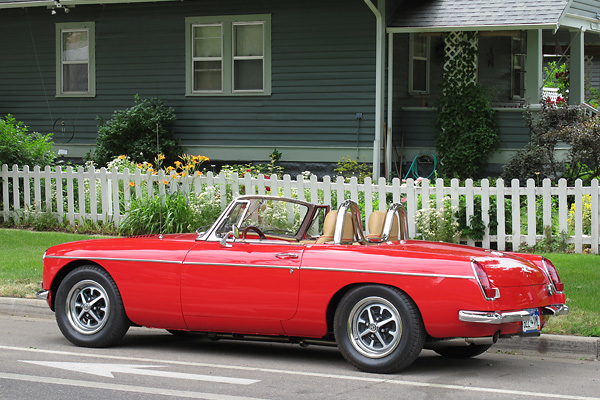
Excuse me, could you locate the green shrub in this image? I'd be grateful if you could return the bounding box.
[88,95,179,167]
[415,197,461,243]
[118,187,223,236]
[334,156,372,183]
[435,83,499,179]
[503,102,587,182]
[560,117,600,184]
[0,114,56,167]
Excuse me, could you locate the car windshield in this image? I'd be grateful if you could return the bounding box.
[216,198,309,238]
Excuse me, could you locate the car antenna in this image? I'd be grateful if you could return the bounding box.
[157,122,163,240]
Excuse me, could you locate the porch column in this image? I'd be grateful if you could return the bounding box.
[525,29,542,104]
[569,29,585,105]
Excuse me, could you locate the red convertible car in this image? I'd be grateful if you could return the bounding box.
[38,195,568,373]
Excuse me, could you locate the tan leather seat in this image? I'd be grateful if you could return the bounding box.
[366,210,400,242]
[366,211,386,241]
[315,210,355,244]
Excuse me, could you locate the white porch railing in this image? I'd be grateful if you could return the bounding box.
[1,164,599,254]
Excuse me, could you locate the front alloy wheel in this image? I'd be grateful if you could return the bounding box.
[55,266,129,347]
[65,279,110,335]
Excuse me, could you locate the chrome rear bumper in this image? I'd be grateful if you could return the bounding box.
[459,310,530,324]
[459,304,569,324]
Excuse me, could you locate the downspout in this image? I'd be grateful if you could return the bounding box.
[364,0,384,180]
[386,31,393,180]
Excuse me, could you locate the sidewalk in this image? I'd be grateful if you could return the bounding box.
[1,297,598,361]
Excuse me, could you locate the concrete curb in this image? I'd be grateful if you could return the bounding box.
[1,297,598,361]
[0,297,54,319]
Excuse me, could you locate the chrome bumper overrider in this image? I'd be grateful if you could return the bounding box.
[542,304,570,316]
[459,304,569,324]
[36,290,49,301]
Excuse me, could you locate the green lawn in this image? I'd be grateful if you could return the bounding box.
[540,253,600,337]
[0,229,597,336]
[0,229,99,297]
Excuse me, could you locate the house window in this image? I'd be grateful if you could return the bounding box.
[512,36,526,99]
[186,15,271,96]
[56,22,95,97]
[409,33,430,94]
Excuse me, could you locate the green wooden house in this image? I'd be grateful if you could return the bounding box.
[1,0,600,178]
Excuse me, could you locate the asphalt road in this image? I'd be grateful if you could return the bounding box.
[1,309,599,400]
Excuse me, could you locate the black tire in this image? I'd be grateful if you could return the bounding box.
[433,344,492,359]
[55,265,129,347]
[334,285,425,374]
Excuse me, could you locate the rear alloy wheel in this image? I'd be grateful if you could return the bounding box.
[55,266,129,347]
[334,285,425,373]
[433,344,492,359]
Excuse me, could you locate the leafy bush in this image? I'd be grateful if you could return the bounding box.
[502,102,587,182]
[334,155,372,183]
[435,84,499,179]
[543,61,569,100]
[559,117,600,184]
[414,197,461,243]
[88,95,179,167]
[568,194,592,236]
[220,149,285,179]
[0,114,56,167]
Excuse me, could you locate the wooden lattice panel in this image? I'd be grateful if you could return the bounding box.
[443,31,479,94]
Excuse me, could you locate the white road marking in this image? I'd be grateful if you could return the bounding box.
[1,345,599,400]
[0,372,266,400]
[20,360,258,385]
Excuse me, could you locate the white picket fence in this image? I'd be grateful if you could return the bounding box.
[1,164,599,254]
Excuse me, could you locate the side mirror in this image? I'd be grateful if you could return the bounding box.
[220,231,235,248]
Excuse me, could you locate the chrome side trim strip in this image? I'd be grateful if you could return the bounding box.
[459,310,531,324]
[183,262,299,270]
[302,266,474,280]
[44,255,182,264]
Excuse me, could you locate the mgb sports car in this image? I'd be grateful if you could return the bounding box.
[38,195,568,373]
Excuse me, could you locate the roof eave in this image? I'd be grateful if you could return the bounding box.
[0,0,175,9]
[387,23,560,34]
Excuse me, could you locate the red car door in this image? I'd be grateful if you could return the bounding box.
[181,241,303,334]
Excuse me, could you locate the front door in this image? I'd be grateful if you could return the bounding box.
[181,241,303,334]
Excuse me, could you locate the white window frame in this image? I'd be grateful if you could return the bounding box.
[185,14,271,96]
[56,22,95,97]
[191,23,224,93]
[511,36,526,100]
[232,21,266,93]
[408,33,430,95]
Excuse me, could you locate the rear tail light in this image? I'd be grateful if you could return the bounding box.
[472,260,500,300]
[542,258,564,293]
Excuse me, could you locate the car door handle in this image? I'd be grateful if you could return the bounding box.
[275,252,298,259]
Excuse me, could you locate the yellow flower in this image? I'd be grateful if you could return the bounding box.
[196,171,203,176]
[118,155,127,160]
[158,154,165,160]
[162,180,169,185]
[180,172,187,177]
[128,182,135,187]
[166,166,175,172]
[174,160,182,167]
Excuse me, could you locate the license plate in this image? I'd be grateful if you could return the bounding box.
[522,308,541,334]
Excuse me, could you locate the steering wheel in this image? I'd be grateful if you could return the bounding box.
[241,226,266,240]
